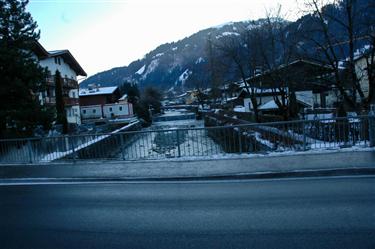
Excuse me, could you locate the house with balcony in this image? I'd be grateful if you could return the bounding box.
[38,49,87,125]
[32,42,87,126]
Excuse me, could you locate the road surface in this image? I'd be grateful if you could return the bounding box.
[1,176,375,249]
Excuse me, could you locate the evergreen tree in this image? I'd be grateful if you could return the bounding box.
[54,70,68,134]
[0,0,52,138]
[119,81,140,104]
[134,87,162,124]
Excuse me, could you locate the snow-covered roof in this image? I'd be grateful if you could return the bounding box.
[47,50,87,76]
[240,87,284,94]
[259,92,313,111]
[79,86,118,97]
[259,100,279,110]
[296,91,314,107]
[119,94,128,101]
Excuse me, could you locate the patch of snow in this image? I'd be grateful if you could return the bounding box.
[296,41,304,49]
[212,21,234,29]
[153,53,164,58]
[259,100,279,110]
[172,47,178,51]
[142,59,159,79]
[176,69,192,86]
[247,22,260,30]
[135,65,146,75]
[167,86,174,93]
[233,106,245,112]
[195,57,205,64]
[216,32,240,39]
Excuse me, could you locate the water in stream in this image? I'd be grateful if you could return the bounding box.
[117,111,224,160]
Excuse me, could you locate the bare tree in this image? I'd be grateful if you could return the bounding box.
[357,1,375,105]
[254,6,299,120]
[212,22,263,122]
[300,0,375,110]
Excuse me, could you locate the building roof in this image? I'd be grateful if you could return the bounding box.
[259,94,313,111]
[48,50,87,76]
[31,41,49,59]
[259,100,279,110]
[31,41,87,76]
[79,86,118,97]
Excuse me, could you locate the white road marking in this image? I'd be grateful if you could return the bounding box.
[0,174,374,186]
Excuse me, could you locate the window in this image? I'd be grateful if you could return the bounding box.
[83,110,86,114]
[54,57,57,64]
[119,106,123,111]
[93,109,96,113]
[109,107,113,112]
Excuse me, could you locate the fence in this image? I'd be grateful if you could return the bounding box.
[0,115,374,164]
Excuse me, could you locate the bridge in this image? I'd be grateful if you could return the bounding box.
[0,114,374,164]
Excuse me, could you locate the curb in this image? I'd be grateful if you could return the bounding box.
[1,167,375,185]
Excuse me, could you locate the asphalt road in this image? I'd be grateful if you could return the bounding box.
[1,176,375,249]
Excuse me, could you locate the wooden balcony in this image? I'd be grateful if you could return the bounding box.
[45,77,78,89]
[43,96,78,106]
[63,97,79,106]
[63,78,79,89]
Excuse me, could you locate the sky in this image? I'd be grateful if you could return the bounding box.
[27,0,301,78]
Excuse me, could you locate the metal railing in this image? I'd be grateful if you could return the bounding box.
[0,115,373,164]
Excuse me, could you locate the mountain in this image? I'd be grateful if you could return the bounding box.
[80,21,251,92]
[80,0,374,93]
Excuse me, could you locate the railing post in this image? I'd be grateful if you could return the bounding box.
[70,136,76,163]
[238,127,242,154]
[176,129,181,157]
[120,133,126,160]
[303,122,307,151]
[27,139,33,164]
[369,105,375,147]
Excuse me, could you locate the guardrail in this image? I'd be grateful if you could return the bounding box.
[0,115,373,164]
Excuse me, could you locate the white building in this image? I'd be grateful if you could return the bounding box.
[79,88,134,121]
[36,45,87,126]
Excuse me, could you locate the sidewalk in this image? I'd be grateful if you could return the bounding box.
[0,150,374,182]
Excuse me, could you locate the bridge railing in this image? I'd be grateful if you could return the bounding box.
[0,115,373,164]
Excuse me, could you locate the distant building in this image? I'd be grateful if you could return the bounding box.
[79,85,120,106]
[33,41,87,126]
[79,86,134,121]
[226,60,334,115]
